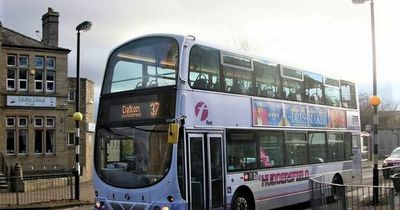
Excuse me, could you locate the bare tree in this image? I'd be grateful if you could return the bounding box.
[359,93,400,131]
[228,27,253,53]
[359,93,374,131]
[235,37,252,52]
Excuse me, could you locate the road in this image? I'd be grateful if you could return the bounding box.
[58,205,93,210]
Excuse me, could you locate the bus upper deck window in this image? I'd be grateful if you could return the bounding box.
[304,71,323,105]
[103,37,179,94]
[254,61,281,99]
[324,77,341,107]
[281,66,304,102]
[340,80,357,109]
[189,45,221,91]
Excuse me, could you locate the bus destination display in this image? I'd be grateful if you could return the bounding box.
[101,92,175,123]
[120,101,160,119]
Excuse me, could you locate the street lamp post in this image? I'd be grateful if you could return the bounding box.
[351,0,379,204]
[74,21,92,200]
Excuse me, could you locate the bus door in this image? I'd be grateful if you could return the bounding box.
[188,133,225,210]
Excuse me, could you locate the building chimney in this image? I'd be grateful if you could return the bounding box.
[41,7,59,47]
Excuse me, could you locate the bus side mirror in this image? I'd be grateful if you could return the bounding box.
[168,123,179,144]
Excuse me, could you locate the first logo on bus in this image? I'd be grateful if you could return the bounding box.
[195,102,208,121]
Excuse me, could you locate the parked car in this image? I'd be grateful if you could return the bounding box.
[382,147,400,179]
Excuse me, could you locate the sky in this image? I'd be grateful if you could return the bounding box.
[1,0,400,110]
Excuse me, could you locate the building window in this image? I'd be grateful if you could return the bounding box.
[19,56,29,68]
[46,71,55,92]
[34,130,43,154]
[18,130,28,154]
[7,69,16,91]
[46,57,56,69]
[6,117,16,155]
[34,117,44,127]
[6,117,30,155]
[67,132,75,145]
[6,130,16,154]
[46,117,55,127]
[46,117,55,154]
[34,116,55,154]
[6,117,15,127]
[7,54,17,66]
[68,90,76,101]
[35,56,44,68]
[35,70,44,91]
[18,117,28,127]
[46,130,55,154]
[18,69,28,91]
[7,54,30,91]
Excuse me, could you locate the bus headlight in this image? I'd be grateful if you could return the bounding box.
[154,206,170,210]
[94,200,106,209]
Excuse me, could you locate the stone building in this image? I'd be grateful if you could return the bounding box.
[0,8,94,182]
[66,77,95,181]
[376,111,400,159]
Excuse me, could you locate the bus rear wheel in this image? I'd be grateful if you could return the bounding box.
[332,175,344,201]
[232,195,249,210]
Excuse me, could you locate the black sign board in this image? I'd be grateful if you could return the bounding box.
[99,92,176,123]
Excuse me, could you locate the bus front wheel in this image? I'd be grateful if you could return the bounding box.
[232,186,255,210]
[232,195,252,210]
[232,193,254,210]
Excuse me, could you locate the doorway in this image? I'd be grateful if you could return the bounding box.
[188,133,225,210]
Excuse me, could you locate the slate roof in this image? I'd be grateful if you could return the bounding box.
[1,25,70,53]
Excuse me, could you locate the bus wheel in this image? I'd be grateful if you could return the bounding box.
[232,195,249,210]
[332,175,344,201]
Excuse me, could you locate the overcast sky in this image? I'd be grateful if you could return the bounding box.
[2,0,400,108]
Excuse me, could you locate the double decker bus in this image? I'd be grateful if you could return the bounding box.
[93,34,362,210]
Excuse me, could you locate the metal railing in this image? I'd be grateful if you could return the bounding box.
[0,172,74,207]
[310,165,400,210]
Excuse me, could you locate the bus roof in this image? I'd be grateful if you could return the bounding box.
[113,33,355,83]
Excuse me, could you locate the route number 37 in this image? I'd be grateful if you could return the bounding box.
[150,102,160,117]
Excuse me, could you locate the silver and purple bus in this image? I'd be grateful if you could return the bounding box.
[93,34,362,210]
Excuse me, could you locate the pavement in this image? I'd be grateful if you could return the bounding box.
[78,181,95,203]
[2,181,94,210]
[362,159,373,168]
